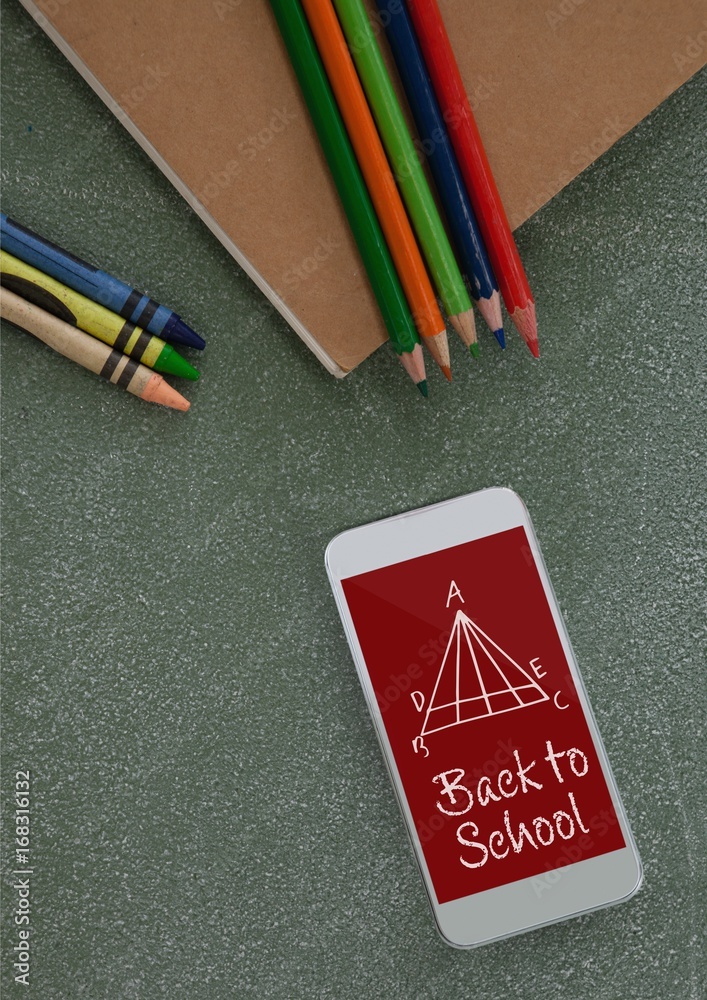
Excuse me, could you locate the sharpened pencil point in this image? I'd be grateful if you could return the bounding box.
[493,328,506,349]
[423,329,452,377]
[398,342,427,388]
[449,309,477,350]
[469,342,480,359]
[510,301,539,357]
[441,365,452,382]
[476,291,504,342]
[417,379,428,398]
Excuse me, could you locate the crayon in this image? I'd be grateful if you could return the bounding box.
[0,213,205,350]
[0,252,199,380]
[0,287,190,411]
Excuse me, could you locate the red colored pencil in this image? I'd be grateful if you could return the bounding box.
[406,0,539,357]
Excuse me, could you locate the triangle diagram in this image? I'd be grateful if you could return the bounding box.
[420,609,548,737]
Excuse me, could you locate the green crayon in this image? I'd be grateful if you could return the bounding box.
[0,251,199,380]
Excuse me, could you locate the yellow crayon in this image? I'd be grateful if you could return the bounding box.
[0,287,190,411]
[0,251,198,381]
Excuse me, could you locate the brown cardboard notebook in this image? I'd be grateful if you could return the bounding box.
[21,0,706,375]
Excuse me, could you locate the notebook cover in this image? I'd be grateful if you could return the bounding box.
[20,0,707,374]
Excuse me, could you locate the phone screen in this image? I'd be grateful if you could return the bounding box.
[341,525,626,905]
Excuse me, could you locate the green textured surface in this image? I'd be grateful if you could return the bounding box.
[1,0,706,996]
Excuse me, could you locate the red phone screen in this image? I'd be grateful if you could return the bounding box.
[341,526,626,905]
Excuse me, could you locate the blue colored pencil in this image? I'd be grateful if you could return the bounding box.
[376,0,505,347]
[0,213,205,350]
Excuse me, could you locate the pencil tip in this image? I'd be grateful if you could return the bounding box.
[476,292,504,342]
[493,328,506,349]
[510,301,539,356]
[424,329,452,375]
[417,379,428,398]
[469,342,480,359]
[449,309,477,349]
[398,342,428,387]
[441,365,452,382]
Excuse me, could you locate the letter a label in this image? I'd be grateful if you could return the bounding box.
[446,580,464,607]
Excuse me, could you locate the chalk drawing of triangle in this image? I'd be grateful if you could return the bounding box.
[420,609,549,737]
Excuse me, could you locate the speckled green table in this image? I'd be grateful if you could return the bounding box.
[2,1,706,996]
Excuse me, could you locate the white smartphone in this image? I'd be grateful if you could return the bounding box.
[325,488,642,948]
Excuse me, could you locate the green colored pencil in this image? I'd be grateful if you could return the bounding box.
[268,0,428,393]
[331,0,478,354]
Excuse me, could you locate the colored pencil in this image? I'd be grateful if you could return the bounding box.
[300,0,452,379]
[268,0,428,394]
[405,0,539,356]
[0,287,190,411]
[0,213,205,351]
[375,0,504,348]
[0,252,200,380]
[331,0,478,355]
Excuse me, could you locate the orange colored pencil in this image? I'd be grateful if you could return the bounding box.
[301,0,451,380]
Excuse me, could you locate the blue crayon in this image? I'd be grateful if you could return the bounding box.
[0,214,205,350]
[376,1,505,347]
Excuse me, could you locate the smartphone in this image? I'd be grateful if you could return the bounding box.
[325,488,642,948]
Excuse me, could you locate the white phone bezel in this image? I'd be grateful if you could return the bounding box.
[325,488,642,948]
